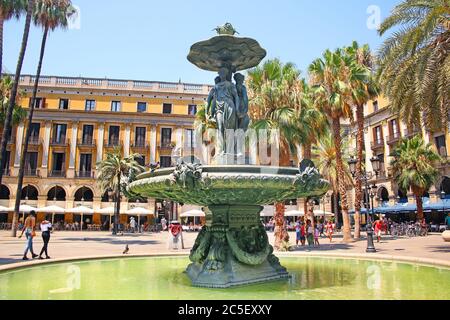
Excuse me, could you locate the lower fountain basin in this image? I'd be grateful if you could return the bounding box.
[1,256,449,300]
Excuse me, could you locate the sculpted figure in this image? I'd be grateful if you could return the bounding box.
[234,73,250,131]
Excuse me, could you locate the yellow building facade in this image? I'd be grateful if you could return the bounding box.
[0,75,211,228]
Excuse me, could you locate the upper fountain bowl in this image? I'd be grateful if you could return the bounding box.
[128,165,329,207]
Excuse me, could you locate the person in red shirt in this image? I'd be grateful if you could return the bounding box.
[168,221,183,250]
[373,219,383,243]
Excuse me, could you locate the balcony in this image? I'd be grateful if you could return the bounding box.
[404,129,421,139]
[78,138,96,148]
[49,170,66,177]
[370,139,384,150]
[386,132,401,145]
[28,136,41,146]
[159,141,174,151]
[75,171,94,178]
[131,140,149,150]
[24,168,39,177]
[2,168,10,176]
[50,137,69,147]
[104,139,121,148]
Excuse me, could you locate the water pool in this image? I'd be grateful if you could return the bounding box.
[0,256,449,300]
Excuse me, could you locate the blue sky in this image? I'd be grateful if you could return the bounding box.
[3,0,401,84]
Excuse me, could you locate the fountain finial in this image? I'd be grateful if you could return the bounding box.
[213,23,239,36]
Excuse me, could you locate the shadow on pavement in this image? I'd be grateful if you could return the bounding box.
[59,237,159,246]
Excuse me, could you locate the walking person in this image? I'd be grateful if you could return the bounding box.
[373,219,383,243]
[39,220,52,259]
[295,219,301,246]
[314,225,320,247]
[306,220,314,247]
[18,211,38,260]
[325,220,334,243]
[300,222,306,246]
[129,217,136,233]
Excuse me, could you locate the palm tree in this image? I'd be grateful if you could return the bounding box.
[313,130,354,225]
[0,0,26,74]
[377,0,450,132]
[309,48,367,242]
[0,75,26,126]
[247,59,305,249]
[345,41,380,239]
[390,136,440,221]
[11,0,76,237]
[96,148,145,235]
[0,0,34,189]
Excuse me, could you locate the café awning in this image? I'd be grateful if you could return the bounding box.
[125,207,154,216]
[66,206,94,214]
[180,209,205,218]
[36,205,65,213]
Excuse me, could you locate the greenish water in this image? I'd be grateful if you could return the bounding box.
[0,256,449,300]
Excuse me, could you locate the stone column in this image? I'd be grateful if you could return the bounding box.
[96,123,105,164]
[124,124,131,157]
[67,122,79,178]
[12,122,25,175]
[149,126,157,164]
[41,121,52,178]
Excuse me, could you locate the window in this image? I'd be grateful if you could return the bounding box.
[59,99,69,110]
[52,124,67,143]
[25,152,38,173]
[160,156,172,168]
[135,127,146,146]
[137,102,147,113]
[52,152,65,172]
[185,129,196,149]
[161,128,172,147]
[30,123,40,138]
[373,100,379,112]
[435,135,447,157]
[188,104,197,115]
[111,101,121,112]
[33,97,45,109]
[374,126,382,143]
[163,103,172,114]
[3,151,10,170]
[82,125,94,144]
[79,154,92,172]
[390,119,399,137]
[108,126,120,145]
[377,153,385,176]
[85,100,96,111]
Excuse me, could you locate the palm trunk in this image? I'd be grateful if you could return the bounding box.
[113,173,121,235]
[415,194,424,221]
[354,104,364,239]
[302,143,312,220]
[331,117,352,242]
[0,0,34,187]
[11,27,49,237]
[274,202,288,250]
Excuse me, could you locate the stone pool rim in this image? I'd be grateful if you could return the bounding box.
[1,252,449,274]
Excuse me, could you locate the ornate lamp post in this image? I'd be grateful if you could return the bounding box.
[108,189,117,235]
[348,155,381,253]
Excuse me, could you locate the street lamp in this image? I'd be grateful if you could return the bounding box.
[348,155,380,253]
[108,189,117,235]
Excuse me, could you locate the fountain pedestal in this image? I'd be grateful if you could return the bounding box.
[186,205,289,288]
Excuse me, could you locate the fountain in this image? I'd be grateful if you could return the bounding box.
[128,24,330,288]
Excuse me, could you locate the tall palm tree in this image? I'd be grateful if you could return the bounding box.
[0,75,26,126]
[377,0,450,132]
[345,41,380,239]
[309,48,367,242]
[313,130,354,224]
[0,0,34,189]
[247,59,305,249]
[11,0,76,237]
[96,148,145,235]
[390,136,440,221]
[0,0,26,74]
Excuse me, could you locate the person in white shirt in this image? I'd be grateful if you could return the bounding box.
[39,220,52,259]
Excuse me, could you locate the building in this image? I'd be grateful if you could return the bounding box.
[0,75,211,228]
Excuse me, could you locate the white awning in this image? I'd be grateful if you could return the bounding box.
[96,207,115,215]
[18,205,37,213]
[66,206,94,214]
[36,205,65,213]
[0,205,11,212]
[180,209,205,217]
[125,207,154,215]
[285,210,305,217]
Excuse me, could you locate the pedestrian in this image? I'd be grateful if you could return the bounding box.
[161,217,167,231]
[306,220,314,247]
[168,221,183,250]
[295,220,301,246]
[18,211,38,260]
[300,222,306,246]
[314,225,320,247]
[373,219,383,243]
[130,217,136,233]
[39,220,52,259]
[325,220,334,243]
[445,213,450,230]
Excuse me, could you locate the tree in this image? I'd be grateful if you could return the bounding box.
[309,48,367,242]
[0,0,26,74]
[313,130,354,225]
[0,75,26,126]
[11,0,76,237]
[247,59,305,249]
[0,0,34,190]
[96,148,145,235]
[345,41,380,239]
[377,0,450,132]
[390,136,440,221]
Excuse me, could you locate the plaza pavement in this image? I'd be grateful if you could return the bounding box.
[0,230,449,269]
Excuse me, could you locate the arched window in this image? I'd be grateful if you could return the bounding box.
[378,187,389,203]
[21,185,38,200]
[74,187,94,202]
[47,186,66,201]
[0,185,10,200]
[440,177,450,198]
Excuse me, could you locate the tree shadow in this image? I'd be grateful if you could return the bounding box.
[59,237,159,246]
[424,245,450,253]
[289,242,353,252]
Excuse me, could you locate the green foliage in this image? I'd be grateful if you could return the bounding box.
[377,0,450,131]
[390,135,441,196]
[33,0,77,31]
[0,75,27,126]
